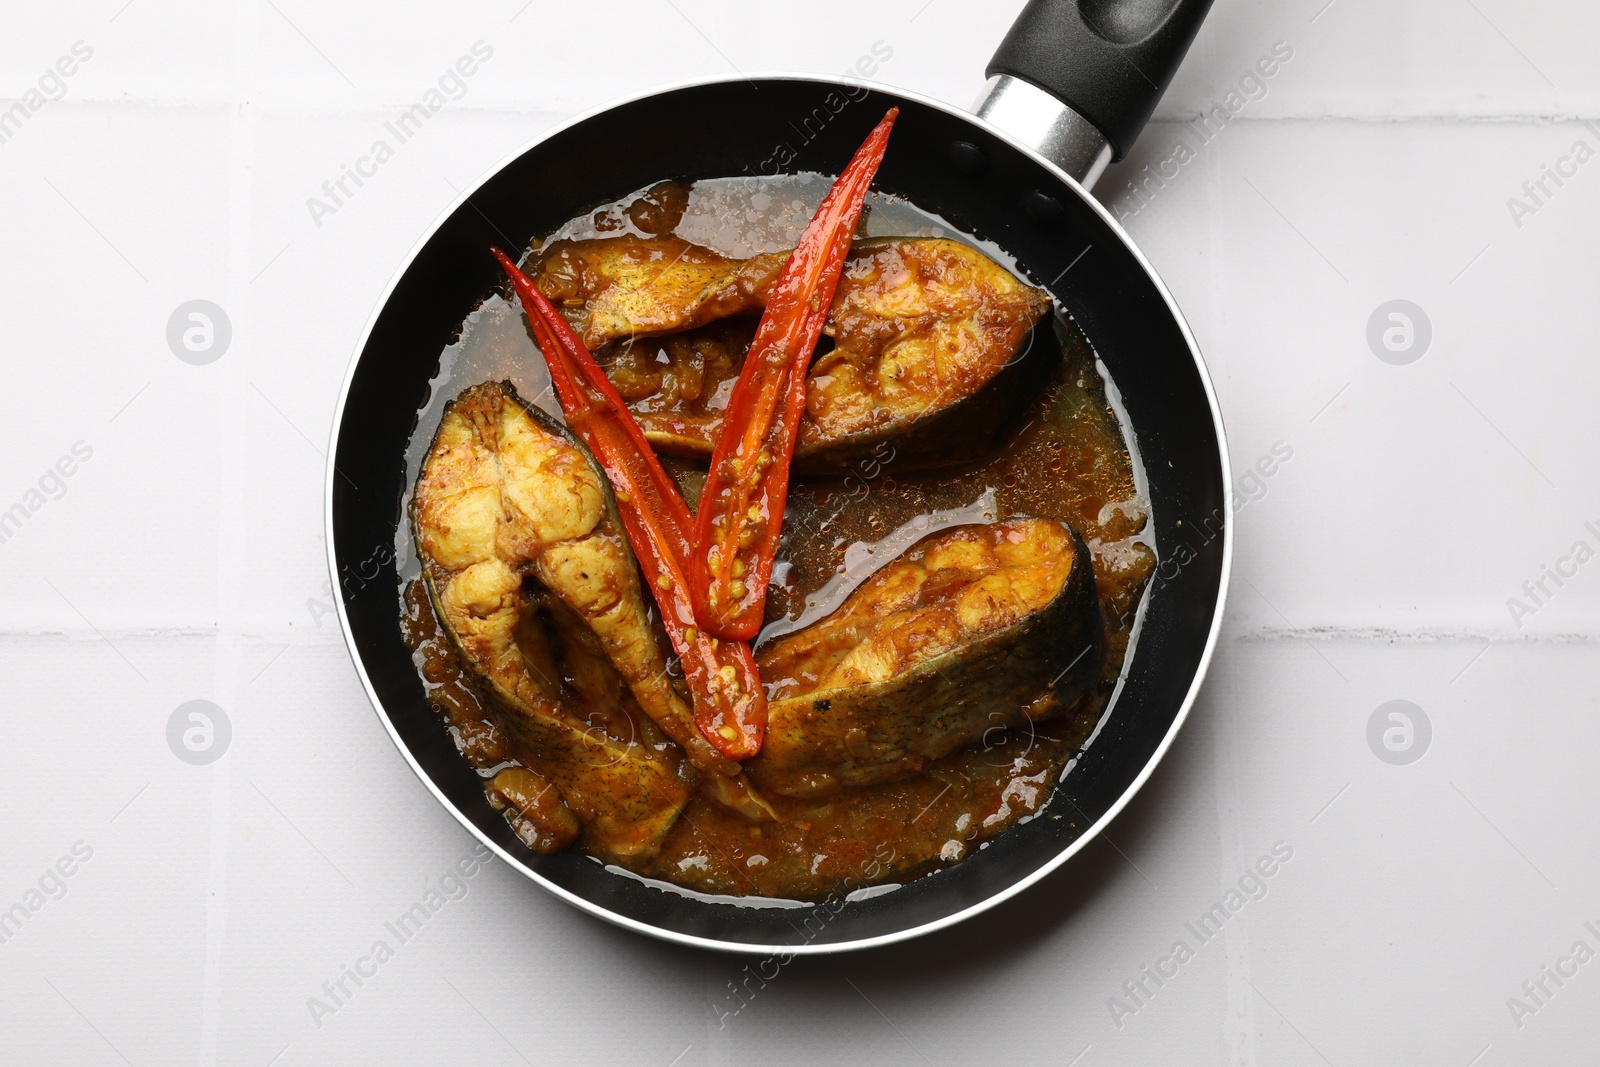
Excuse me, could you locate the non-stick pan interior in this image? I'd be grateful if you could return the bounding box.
[331,78,1226,951]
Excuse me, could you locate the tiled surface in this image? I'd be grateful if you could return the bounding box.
[2,1,1596,1063]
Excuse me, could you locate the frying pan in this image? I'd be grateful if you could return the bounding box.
[327,0,1230,953]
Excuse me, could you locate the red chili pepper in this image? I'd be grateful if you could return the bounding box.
[492,247,766,760]
[691,108,898,641]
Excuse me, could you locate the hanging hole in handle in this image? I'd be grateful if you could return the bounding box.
[1077,0,1184,45]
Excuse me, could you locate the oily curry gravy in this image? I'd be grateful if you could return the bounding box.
[398,176,1155,902]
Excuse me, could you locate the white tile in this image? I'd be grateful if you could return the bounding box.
[1105,116,1600,636]
[4,1,1600,1063]
[1163,0,1599,121]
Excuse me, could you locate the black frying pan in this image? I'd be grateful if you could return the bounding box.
[327,0,1230,953]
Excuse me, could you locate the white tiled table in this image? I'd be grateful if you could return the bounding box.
[3,1,1597,1063]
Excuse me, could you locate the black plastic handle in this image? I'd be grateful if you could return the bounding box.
[987,0,1214,161]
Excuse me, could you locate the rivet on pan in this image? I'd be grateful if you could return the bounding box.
[1025,191,1064,226]
[948,140,989,176]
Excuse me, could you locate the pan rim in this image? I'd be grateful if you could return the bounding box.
[324,70,1233,956]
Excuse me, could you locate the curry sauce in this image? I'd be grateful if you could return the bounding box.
[398,177,1154,901]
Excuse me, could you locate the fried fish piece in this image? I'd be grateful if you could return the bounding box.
[530,235,785,349]
[799,237,1052,466]
[749,518,1103,798]
[412,381,775,855]
[526,235,1051,470]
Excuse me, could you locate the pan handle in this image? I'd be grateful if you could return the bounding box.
[976,0,1213,188]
